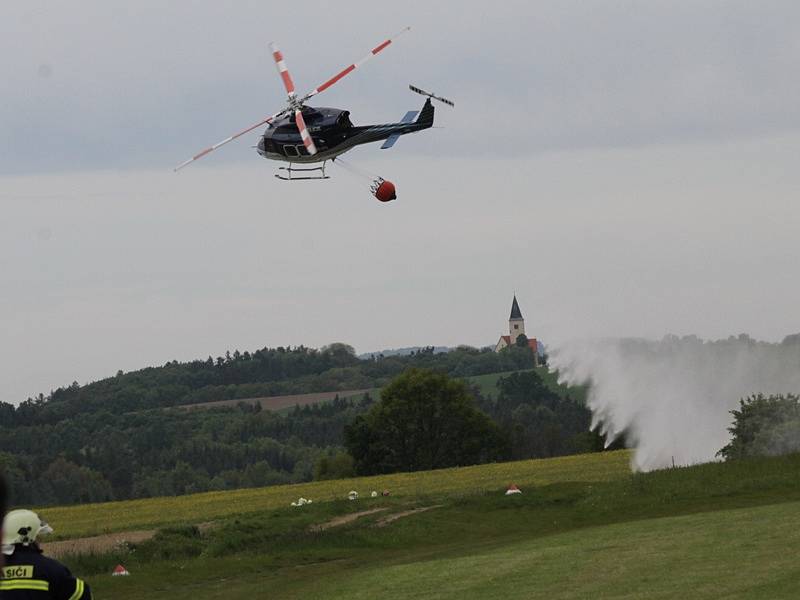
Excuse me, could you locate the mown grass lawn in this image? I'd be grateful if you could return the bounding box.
[292,501,800,600]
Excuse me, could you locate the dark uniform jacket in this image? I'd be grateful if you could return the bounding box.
[1,545,91,599]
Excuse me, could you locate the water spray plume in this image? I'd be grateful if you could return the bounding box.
[551,335,800,471]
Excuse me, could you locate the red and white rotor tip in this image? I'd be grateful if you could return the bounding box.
[269,42,296,97]
[302,26,411,100]
[173,113,279,171]
[294,110,317,156]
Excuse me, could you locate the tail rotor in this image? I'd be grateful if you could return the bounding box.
[409,84,454,107]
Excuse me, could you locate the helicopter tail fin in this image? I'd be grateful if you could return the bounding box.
[415,98,435,128]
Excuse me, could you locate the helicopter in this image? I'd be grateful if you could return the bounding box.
[174,27,454,201]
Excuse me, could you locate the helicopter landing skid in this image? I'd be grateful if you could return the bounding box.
[274,161,330,181]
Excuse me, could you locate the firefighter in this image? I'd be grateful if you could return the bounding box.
[0,473,6,568]
[1,509,91,599]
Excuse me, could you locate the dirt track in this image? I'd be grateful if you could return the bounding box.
[308,508,389,532]
[374,506,443,527]
[42,522,216,559]
[42,530,155,559]
[176,388,375,412]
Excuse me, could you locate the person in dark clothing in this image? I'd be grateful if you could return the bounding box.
[1,509,91,599]
[0,473,6,569]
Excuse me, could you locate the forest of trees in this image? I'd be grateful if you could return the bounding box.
[0,395,374,506]
[0,343,540,426]
[0,342,602,507]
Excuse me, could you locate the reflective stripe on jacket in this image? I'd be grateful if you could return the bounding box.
[1,546,91,599]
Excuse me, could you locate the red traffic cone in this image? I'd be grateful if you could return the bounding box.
[112,564,130,576]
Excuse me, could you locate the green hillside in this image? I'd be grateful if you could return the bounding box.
[44,450,800,599]
[3,343,560,507]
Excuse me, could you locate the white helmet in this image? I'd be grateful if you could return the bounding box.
[2,509,54,555]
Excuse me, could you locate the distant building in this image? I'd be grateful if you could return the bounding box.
[495,295,539,365]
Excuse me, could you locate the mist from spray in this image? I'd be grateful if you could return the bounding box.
[550,334,800,471]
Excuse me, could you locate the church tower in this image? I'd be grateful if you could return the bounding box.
[495,295,539,365]
[509,295,525,342]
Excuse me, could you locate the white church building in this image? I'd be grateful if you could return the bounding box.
[494,295,539,366]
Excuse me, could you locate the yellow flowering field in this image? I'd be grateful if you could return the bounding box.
[41,450,631,539]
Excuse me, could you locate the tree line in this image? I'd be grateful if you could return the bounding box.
[1,342,607,507]
[1,343,540,426]
[0,394,374,506]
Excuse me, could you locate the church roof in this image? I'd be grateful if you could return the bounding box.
[509,295,523,320]
[496,335,539,353]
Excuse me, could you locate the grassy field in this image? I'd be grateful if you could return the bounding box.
[290,501,800,599]
[467,368,586,401]
[42,451,630,539]
[465,370,521,397]
[39,451,800,599]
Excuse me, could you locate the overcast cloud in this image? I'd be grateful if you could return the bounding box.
[3,1,800,172]
[1,1,799,403]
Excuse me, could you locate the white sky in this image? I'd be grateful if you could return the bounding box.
[1,1,799,403]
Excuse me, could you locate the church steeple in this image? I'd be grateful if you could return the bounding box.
[509,295,523,320]
[509,295,525,339]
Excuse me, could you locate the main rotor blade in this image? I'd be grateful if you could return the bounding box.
[174,112,281,171]
[269,42,296,98]
[301,26,411,102]
[295,110,317,156]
